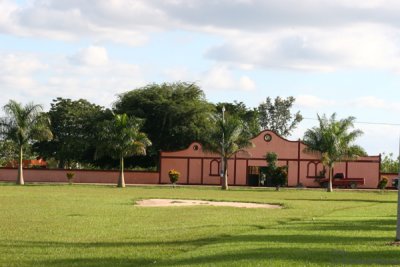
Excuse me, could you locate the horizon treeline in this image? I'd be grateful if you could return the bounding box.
[0,82,303,170]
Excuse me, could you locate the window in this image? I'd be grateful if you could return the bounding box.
[307,161,325,178]
[264,134,272,142]
[209,159,220,176]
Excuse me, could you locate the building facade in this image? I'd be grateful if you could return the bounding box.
[159,130,381,188]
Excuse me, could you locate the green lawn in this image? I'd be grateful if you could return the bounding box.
[0,183,399,266]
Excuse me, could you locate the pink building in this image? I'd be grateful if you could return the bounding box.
[159,130,381,189]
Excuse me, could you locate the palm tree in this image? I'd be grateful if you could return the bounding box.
[203,112,253,190]
[303,113,365,192]
[96,113,151,188]
[0,100,52,185]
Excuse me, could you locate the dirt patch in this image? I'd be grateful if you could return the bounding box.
[388,241,400,246]
[135,199,282,209]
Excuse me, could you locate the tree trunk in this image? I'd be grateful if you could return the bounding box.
[117,156,125,188]
[396,179,400,241]
[58,159,64,169]
[221,158,228,190]
[17,146,24,185]
[327,165,333,192]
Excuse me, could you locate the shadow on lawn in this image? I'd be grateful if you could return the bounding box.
[41,258,153,267]
[6,219,399,266]
[285,218,397,232]
[156,247,400,266]
[35,239,400,267]
[285,198,397,204]
[38,248,400,267]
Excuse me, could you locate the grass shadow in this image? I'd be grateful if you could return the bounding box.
[285,198,396,204]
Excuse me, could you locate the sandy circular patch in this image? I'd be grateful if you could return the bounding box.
[135,199,281,209]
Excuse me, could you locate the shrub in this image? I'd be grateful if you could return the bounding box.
[66,172,75,185]
[378,176,388,189]
[265,152,278,169]
[265,152,288,191]
[168,169,180,187]
[271,166,288,191]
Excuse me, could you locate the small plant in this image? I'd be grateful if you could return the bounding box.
[66,172,75,185]
[168,169,180,187]
[378,176,388,190]
[265,152,288,191]
[271,166,288,191]
[296,183,305,189]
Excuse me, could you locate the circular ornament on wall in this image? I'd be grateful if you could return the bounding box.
[264,133,272,142]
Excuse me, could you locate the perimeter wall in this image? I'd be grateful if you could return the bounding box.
[0,168,159,184]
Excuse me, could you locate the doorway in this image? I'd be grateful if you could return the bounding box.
[247,166,275,187]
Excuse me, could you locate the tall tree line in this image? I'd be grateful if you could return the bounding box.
[1,82,303,169]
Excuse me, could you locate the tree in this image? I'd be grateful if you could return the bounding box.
[0,140,18,167]
[114,82,214,165]
[380,152,399,173]
[34,98,112,168]
[215,101,260,137]
[0,100,52,185]
[302,113,366,192]
[203,112,253,190]
[96,113,151,188]
[264,152,288,191]
[258,96,303,137]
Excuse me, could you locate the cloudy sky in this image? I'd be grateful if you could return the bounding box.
[1,0,400,156]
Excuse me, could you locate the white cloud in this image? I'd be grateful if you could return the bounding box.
[199,65,257,92]
[201,66,235,90]
[351,96,400,113]
[0,53,47,98]
[239,76,256,91]
[205,22,400,72]
[2,1,400,71]
[355,124,400,155]
[69,45,109,67]
[295,95,336,109]
[0,47,146,110]
[0,0,156,45]
[162,67,195,82]
[351,96,387,109]
[295,94,400,115]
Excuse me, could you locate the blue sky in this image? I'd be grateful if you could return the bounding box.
[1,0,400,156]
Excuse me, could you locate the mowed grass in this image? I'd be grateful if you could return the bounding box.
[0,183,399,266]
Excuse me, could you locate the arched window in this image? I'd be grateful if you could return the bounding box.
[307,161,325,178]
[209,159,220,176]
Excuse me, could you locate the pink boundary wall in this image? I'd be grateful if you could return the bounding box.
[0,168,159,184]
[159,130,382,189]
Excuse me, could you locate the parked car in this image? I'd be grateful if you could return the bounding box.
[319,173,364,189]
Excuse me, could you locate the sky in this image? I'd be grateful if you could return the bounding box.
[1,0,400,156]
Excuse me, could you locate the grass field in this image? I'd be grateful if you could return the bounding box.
[0,183,399,266]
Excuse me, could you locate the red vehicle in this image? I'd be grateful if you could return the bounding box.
[5,158,47,168]
[319,173,365,189]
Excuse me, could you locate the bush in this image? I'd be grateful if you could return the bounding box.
[378,176,388,189]
[265,152,288,191]
[168,169,180,187]
[271,166,288,191]
[66,172,75,185]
